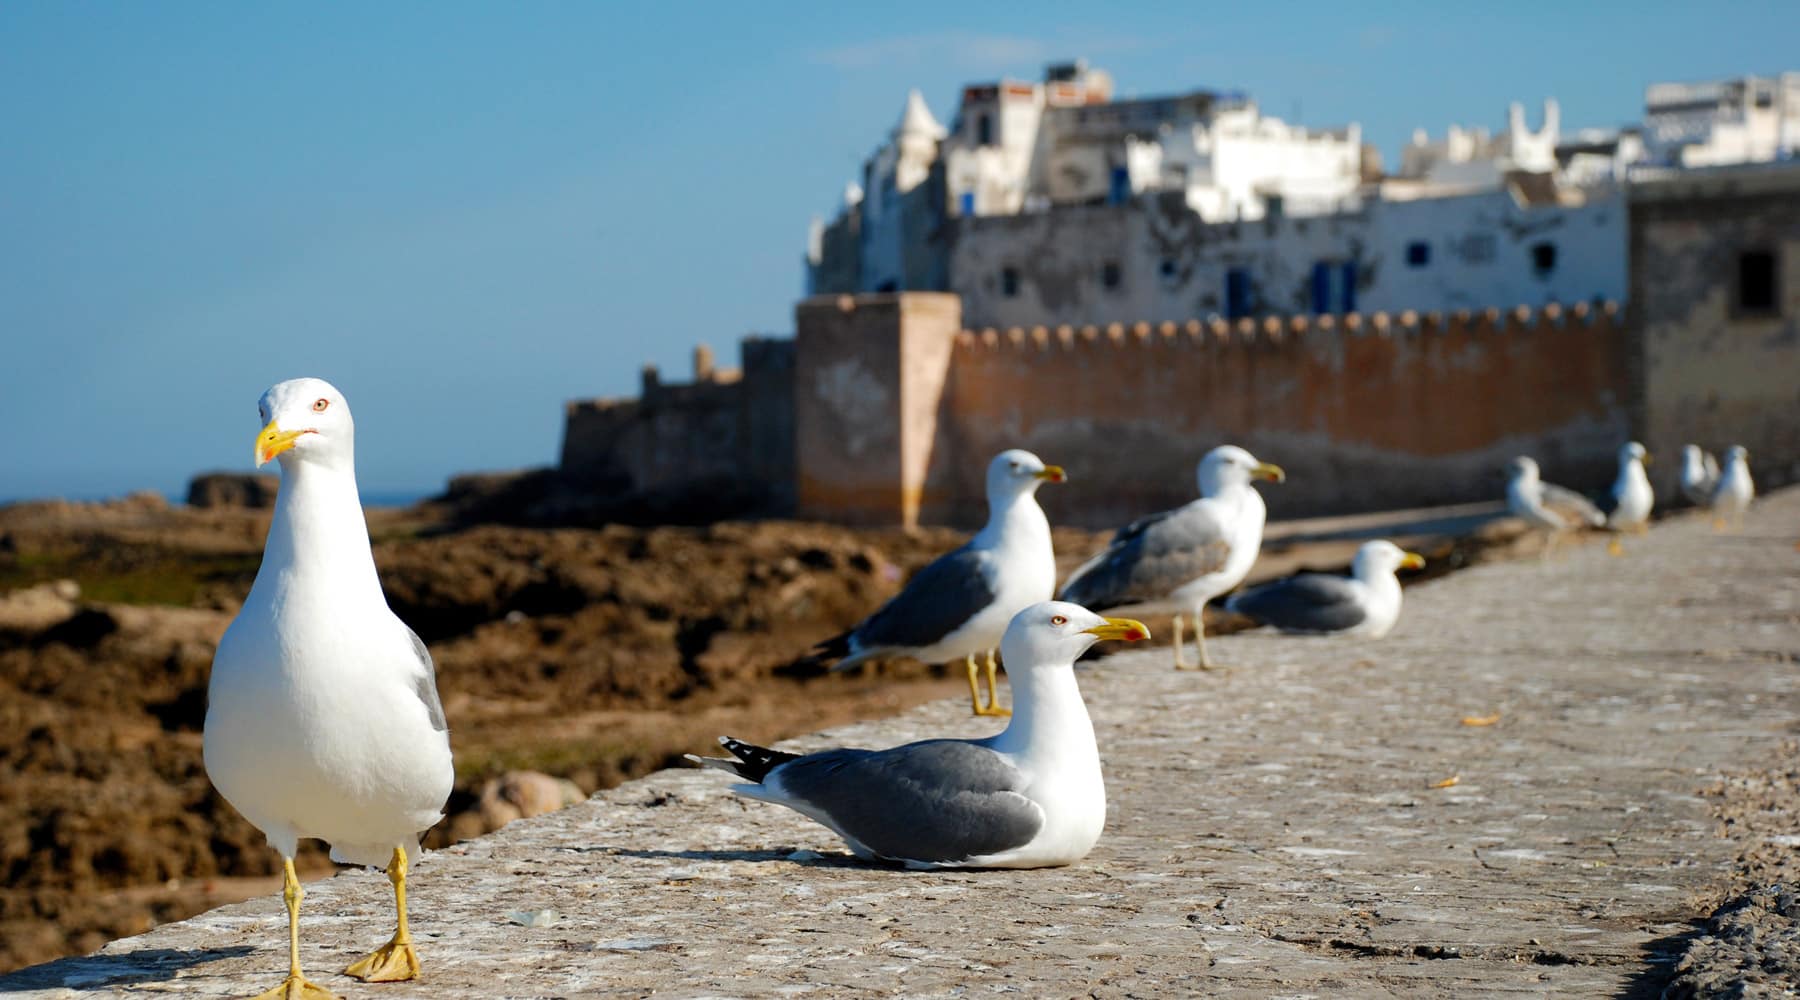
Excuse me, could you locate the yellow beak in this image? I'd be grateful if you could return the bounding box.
[1034,465,1067,483]
[1252,462,1286,483]
[1399,552,1426,570]
[1082,616,1151,642]
[1642,453,1653,466]
[254,420,313,467]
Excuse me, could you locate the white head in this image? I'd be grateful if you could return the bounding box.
[1352,540,1426,580]
[1196,445,1285,497]
[986,448,1066,501]
[253,377,355,473]
[1618,441,1649,467]
[1506,455,1541,484]
[999,601,1149,671]
[1681,444,1704,467]
[1725,444,1749,466]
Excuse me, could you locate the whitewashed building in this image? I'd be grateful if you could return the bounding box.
[804,63,1796,329]
[1642,73,1800,168]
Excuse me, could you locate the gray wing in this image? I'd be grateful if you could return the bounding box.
[1687,454,1720,502]
[1060,503,1232,610]
[1539,482,1606,527]
[1226,573,1367,633]
[405,626,448,732]
[771,740,1043,864]
[852,544,999,653]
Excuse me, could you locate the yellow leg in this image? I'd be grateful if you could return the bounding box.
[1607,536,1625,557]
[1175,613,1224,671]
[967,652,1008,716]
[964,654,983,715]
[250,858,339,1000]
[1192,621,1226,671]
[981,649,1011,716]
[345,846,422,983]
[1171,614,1193,669]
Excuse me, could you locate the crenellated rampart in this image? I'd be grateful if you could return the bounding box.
[915,302,1630,526]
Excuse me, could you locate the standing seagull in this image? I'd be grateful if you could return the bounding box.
[1679,445,1720,506]
[1710,445,1755,530]
[810,449,1064,716]
[1059,445,1285,670]
[205,378,453,998]
[1504,456,1605,560]
[1225,540,1425,639]
[1598,441,1655,555]
[693,602,1147,868]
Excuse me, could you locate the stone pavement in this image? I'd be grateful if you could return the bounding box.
[5,491,1797,998]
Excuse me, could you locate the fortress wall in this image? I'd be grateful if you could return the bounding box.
[559,338,797,517]
[793,294,963,527]
[1630,167,1800,496]
[934,304,1631,527]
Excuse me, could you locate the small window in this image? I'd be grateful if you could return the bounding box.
[976,113,993,146]
[958,191,975,216]
[1101,261,1122,290]
[1159,258,1178,277]
[1225,268,1253,319]
[1737,249,1779,315]
[1000,267,1020,298]
[1108,166,1130,205]
[1531,242,1558,276]
[1406,241,1430,268]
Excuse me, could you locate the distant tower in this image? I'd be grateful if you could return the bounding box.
[893,89,947,194]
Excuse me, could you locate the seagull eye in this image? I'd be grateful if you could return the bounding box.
[312,398,330,412]
[1051,615,1068,626]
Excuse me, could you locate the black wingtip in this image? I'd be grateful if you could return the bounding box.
[775,629,854,678]
[714,736,804,783]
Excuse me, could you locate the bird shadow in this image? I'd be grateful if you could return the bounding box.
[0,945,256,991]
[593,846,875,869]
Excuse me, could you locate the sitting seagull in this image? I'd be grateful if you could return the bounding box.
[1679,445,1720,507]
[1710,445,1755,530]
[1059,445,1284,670]
[1224,540,1425,639]
[1597,441,1655,555]
[1504,455,1605,560]
[205,378,453,998]
[809,449,1064,716]
[693,602,1147,869]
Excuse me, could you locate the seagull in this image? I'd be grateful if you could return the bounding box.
[808,449,1063,717]
[1710,445,1755,530]
[1679,445,1720,507]
[1598,441,1655,555]
[1058,445,1284,670]
[692,602,1147,868]
[1504,455,1605,560]
[1224,540,1425,639]
[204,378,453,998]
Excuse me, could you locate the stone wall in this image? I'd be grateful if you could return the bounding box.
[792,293,962,526]
[559,338,795,518]
[1630,164,1800,495]
[931,305,1630,526]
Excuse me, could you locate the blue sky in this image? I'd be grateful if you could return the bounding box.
[2,2,1793,500]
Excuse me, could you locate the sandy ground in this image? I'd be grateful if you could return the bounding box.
[2,490,1794,996]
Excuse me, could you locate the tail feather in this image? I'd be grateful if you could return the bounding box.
[685,736,803,784]
[774,629,855,678]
